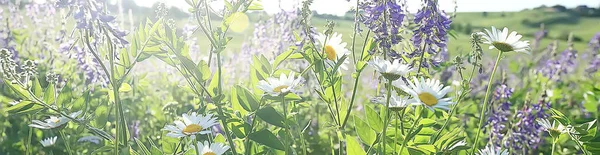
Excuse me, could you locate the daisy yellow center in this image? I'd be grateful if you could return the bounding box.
[182,124,203,134]
[324,45,336,61]
[53,119,60,123]
[273,85,289,93]
[491,41,514,52]
[203,152,216,155]
[418,92,438,106]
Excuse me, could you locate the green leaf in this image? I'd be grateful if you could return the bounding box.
[134,138,151,155]
[406,124,424,142]
[119,83,133,92]
[94,105,109,127]
[235,86,260,112]
[248,129,285,150]
[365,106,383,133]
[273,48,294,69]
[4,79,29,99]
[214,134,226,143]
[5,100,35,113]
[31,78,43,97]
[420,119,436,127]
[43,84,56,104]
[354,116,376,145]
[256,106,286,128]
[71,92,88,112]
[207,70,220,97]
[550,108,571,125]
[346,136,366,155]
[198,60,211,81]
[247,1,263,10]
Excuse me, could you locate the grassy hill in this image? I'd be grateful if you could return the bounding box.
[192,9,600,60]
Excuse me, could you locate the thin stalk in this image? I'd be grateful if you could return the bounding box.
[568,133,590,155]
[194,140,201,155]
[27,115,33,155]
[281,95,289,155]
[213,52,239,155]
[172,137,184,155]
[431,56,479,142]
[393,113,399,155]
[400,107,424,153]
[551,138,556,155]
[381,80,393,154]
[59,130,73,155]
[244,113,258,155]
[471,50,503,153]
[339,30,371,129]
[350,0,360,64]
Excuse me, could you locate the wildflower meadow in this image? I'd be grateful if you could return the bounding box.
[2,0,600,154]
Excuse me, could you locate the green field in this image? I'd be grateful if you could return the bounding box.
[196,9,600,59]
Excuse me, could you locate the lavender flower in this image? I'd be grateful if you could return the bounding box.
[586,33,600,73]
[410,0,452,67]
[589,32,600,52]
[538,47,578,80]
[487,84,513,148]
[359,0,405,55]
[502,95,551,154]
[59,40,109,87]
[57,0,129,47]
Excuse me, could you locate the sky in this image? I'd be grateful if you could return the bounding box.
[132,0,600,16]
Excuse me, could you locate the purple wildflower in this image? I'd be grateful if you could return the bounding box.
[538,47,578,80]
[503,95,550,154]
[586,33,600,73]
[59,40,109,87]
[359,0,405,55]
[589,32,600,52]
[57,0,129,47]
[130,120,140,139]
[487,84,513,148]
[410,0,452,67]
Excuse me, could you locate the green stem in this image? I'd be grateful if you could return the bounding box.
[400,107,424,154]
[172,137,184,155]
[59,131,73,155]
[381,80,393,154]
[569,133,590,155]
[214,52,239,155]
[281,95,290,155]
[471,50,503,153]
[431,57,479,143]
[551,138,556,155]
[340,71,362,129]
[27,115,33,155]
[194,139,201,155]
[393,113,399,155]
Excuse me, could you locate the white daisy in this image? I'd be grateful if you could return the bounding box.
[163,112,218,138]
[388,91,411,111]
[537,118,569,135]
[317,32,350,70]
[369,57,413,81]
[477,145,508,155]
[29,111,82,129]
[257,72,303,96]
[195,141,230,155]
[40,136,57,147]
[399,77,453,111]
[478,26,530,53]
